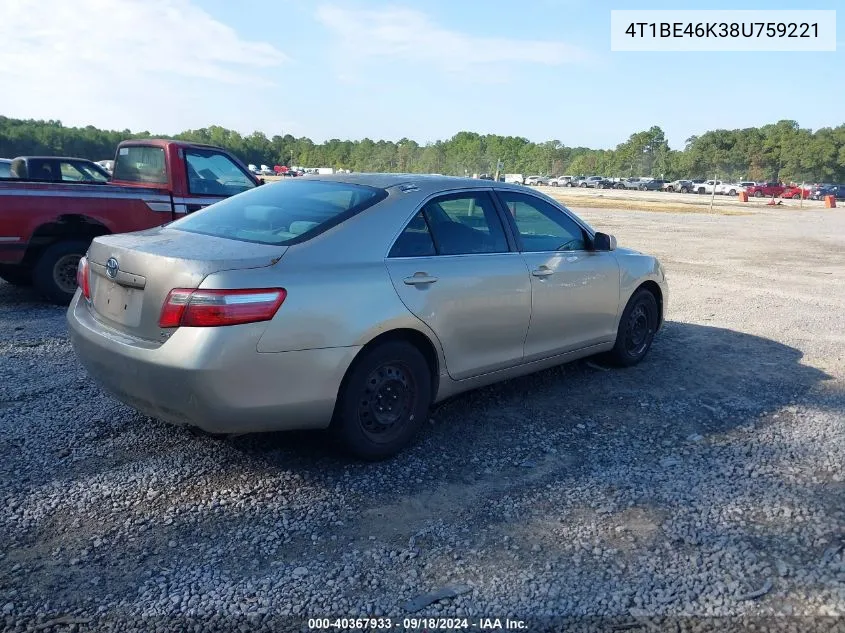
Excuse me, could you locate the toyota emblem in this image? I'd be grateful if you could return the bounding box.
[105,257,119,279]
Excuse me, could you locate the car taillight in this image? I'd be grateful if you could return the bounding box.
[158,288,286,328]
[76,256,91,300]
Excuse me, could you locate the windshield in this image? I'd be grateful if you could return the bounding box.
[169,180,387,246]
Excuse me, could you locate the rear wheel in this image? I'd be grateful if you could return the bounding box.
[580,182,587,188]
[697,188,706,195]
[606,289,659,367]
[792,193,801,199]
[331,341,432,460]
[32,240,90,305]
[0,265,33,287]
[754,191,763,198]
[680,187,689,193]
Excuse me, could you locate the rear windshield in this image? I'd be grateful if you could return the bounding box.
[113,146,167,184]
[169,180,387,245]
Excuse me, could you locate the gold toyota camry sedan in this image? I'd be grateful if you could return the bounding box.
[67,174,668,459]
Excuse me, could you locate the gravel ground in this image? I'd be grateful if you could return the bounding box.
[1,206,843,632]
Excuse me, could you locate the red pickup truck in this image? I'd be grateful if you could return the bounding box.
[745,182,785,198]
[0,139,261,303]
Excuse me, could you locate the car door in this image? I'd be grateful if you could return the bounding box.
[384,190,532,380]
[495,190,620,362]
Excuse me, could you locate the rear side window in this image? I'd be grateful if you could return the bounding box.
[113,146,167,184]
[170,180,387,246]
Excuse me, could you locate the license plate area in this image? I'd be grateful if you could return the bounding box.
[93,280,144,327]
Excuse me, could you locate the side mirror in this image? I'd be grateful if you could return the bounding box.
[592,232,616,251]
[256,177,265,186]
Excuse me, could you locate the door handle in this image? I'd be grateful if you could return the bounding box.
[403,273,439,285]
[531,267,554,278]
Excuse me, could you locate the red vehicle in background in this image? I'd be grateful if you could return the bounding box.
[745,182,785,198]
[0,139,262,303]
[781,185,813,200]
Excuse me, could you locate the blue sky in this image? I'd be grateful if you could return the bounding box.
[0,0,842,150]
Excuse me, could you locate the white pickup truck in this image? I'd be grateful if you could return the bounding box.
[696,180,750,196]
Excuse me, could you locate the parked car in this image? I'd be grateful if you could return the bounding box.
[525,175,550,186]
[811,184,845,200]
[0,158,11,178]
[503,174,525,185]
[7,157,111,183]
[617,178,644,190]
[0,139,262,303]
[718,182,746,196]
[67,175,668,460]
[781,185,812,200]
[639,179,668,191]
[96,160,114,175]
[577,176,607,188]
[693,180,724,195]
[549,175,574,187]
[745,182,785,198]
[663,179,694,193]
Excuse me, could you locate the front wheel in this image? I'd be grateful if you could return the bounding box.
[32,240,90,305]
[754,191,763,198]
[331,341,432,460]
[792,193,801,199]
[606,289,659,367]
[680,187,689,193]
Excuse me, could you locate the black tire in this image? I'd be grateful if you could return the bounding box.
[697,188,706,195]
[680,187,689,193]
[754,191,763,198]
[0,265,33,287]
[580,182,587,188]
[32,240,90,305]
[565,182,572,187]
[331,340,432,460]
[792,193,800,199]
[728,189,736,196]
[606,289,659,367]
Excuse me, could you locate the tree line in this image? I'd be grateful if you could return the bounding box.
[1,116,843,183]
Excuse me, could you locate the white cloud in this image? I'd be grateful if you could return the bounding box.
[316,4,588,75]
[0,0,289,132]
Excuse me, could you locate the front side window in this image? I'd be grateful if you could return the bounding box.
[497,191,587,252]
[170,179,386,246]
[184,150,255,197]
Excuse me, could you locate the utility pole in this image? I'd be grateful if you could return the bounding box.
[709,172,718,213]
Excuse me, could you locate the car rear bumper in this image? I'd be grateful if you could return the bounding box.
[67,293,361,434]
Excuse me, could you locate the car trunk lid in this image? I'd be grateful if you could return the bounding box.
[85,227,286,341]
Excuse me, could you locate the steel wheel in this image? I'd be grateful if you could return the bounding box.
[53,254,81,296]
[624,303,651,357]
[607,288,659,367]
[333,340,432,460]
[357,361,417,443]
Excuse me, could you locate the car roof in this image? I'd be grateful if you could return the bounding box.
[12,156,98,162]
[303,172,532,196]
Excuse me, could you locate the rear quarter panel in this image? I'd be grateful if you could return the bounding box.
[198,189,448,370]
